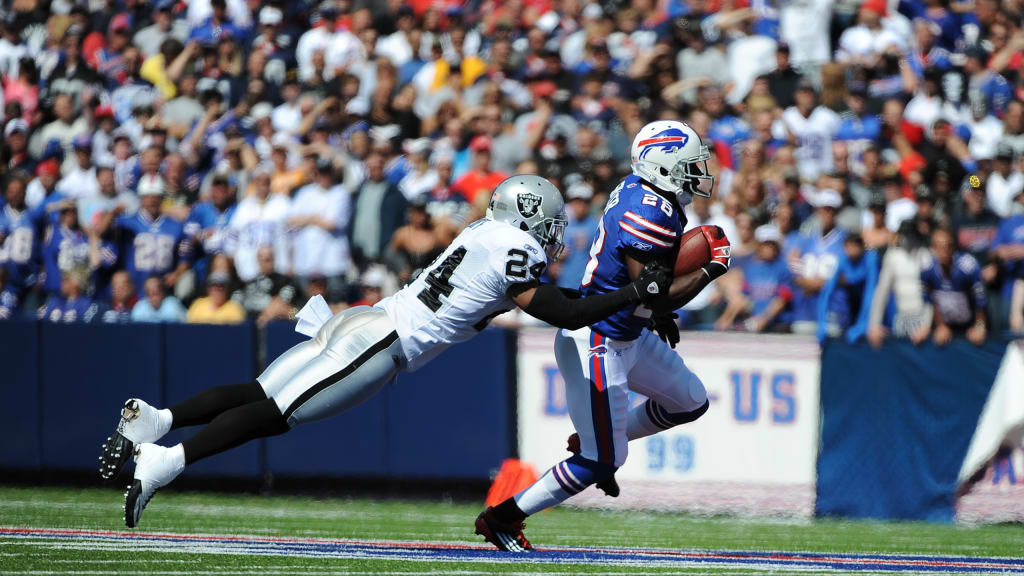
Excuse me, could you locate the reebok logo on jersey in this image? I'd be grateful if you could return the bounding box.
[631,241,653,252]
[517,192,542,218]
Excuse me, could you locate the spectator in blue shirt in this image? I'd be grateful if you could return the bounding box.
[717,224,794,332]
[557,180,600,290]
[184,171,237,286]
[0,267,19,320]
[40,201,89,299]
[189,0,248,47]
[131,275,187,323]
[920,228,987,346]
[0,176,43,305]
[817,233,879,343]
[789,189,847,334]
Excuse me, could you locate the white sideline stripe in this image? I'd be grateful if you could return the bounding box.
[0,572,752,576]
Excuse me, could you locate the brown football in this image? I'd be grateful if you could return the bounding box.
[674,226,714,276]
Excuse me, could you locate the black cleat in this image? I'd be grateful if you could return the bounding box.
[99,401,140,481]
[567,433,620,497]
[474,507,533,552]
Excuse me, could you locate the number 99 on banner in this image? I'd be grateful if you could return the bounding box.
[646,435,695,473]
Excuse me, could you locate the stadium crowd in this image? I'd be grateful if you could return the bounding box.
[0,0,1022,345]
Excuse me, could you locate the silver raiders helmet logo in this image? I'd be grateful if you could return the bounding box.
[517,192,543,218]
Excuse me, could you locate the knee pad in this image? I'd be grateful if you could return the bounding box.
[566,454,618,485]
[646,398,710,429]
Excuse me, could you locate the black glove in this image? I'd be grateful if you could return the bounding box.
[627,262,672,304]
[651,312,680,348]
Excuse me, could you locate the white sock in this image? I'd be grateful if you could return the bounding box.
[157,409,173,439]
[513,469,575,516]
[626,402,663,441]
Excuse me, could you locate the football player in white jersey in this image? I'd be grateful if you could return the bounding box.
[99,175,672,528]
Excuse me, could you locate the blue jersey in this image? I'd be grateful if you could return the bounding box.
[817,249,879,342]
[920,252,986,328]
[993,215,1024,294]
[115,212,190,290]
[41,225,90,296]
[580,175,684,340]
[742,256,793,322]
[184,201,236,284]
[0,204,45,294]
[38,295,101,323]
[790,228,847,323]
[557,215,600,290]
[0,288,19,319]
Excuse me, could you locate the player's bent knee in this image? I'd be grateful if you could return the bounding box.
[646,398,709,430]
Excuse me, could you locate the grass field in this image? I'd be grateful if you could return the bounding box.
[2,485,1023,575]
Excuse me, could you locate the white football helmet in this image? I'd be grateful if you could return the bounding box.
[630,120,714,200]
[487,174,568,260]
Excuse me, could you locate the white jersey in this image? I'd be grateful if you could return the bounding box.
[376,218,547,371]
[782,106,840,181]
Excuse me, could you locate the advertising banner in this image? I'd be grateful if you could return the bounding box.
[517,329,820,516]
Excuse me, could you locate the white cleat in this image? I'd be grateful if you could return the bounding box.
[99,399,169,481]
[125,443,183,528]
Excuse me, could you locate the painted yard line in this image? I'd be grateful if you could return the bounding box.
[1,529,1022,574]
[4,527,1023,569]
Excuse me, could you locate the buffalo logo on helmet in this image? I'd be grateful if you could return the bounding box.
[637,128,690,160]
[517,192,543,218]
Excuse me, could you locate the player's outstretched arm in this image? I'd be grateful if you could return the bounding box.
[509,263,671,330]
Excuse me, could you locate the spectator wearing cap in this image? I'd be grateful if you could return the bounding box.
[836,87,882,156]
[229,167,291,282]
[288,156,352,290]
[451,136,508,204]
[296,2,338,83]
[233,245,301,325]
[788,188,848,335]
[56,134,100,200]
[0,176,44,308]
[2,118,35,178]
[348,266,388,308]
[96,174,192,292]
[250,6,292,59]
[131,274,187,323]
[186,269,246,324]
[557,180,600,290]
[94,14,136,88]
[835,0,907,66]
[816,233,878,343]
[781,79,840,182]
[669,16,729,108]
[953,176,1001,268]
[397,138,437,202]
[184,170,238,286]
[987,145,1023,218]
[134,1,190,58]
[717,224,794,333]
[189,0,247,47]
[389,196,446,284]
[920,228,988,346]
[25,159,61,212]
[37,265,100,324]
[350,152,407,268]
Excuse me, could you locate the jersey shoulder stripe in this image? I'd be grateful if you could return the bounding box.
[623,210,677,238]
[619,220,674,248]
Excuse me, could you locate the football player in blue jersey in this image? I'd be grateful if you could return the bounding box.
[476,121,731,551]
[96,174,192,292]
